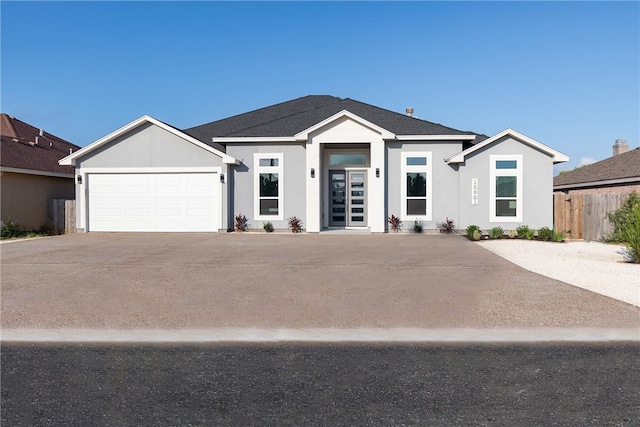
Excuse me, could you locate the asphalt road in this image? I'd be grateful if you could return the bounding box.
[3,343,639,426]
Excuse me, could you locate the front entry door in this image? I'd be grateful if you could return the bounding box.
[329,170,367,227]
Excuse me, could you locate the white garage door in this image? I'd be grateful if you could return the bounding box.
[88,173,220,232]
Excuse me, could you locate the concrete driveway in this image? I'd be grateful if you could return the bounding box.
[1,233,639,330]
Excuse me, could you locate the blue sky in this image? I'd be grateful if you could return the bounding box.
[2,1,638,173]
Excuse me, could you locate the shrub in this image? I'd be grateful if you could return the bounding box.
[618,203,640,263]
[40,221,61,236]
[488,227,503,239]
[234,214,248,232]
[287,216,303,233]
[0,221,25,239]
[413,219,423,233]
[607,192,640,243]
[471,229,482,241]
[508,230,518,239]
[537,227,553,242]
[388,215,402,232]
[524,228,536,240]
[466,225,480,238]
[552,230,565,242]
[263,222,274,233]
[437,217,455,234]
[516,225,530,238]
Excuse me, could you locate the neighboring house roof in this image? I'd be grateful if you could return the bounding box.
[553,147,640,190]
[183,95,484,142]
[58,115,240,166]
[1,113,80,177]
[446,128,570,165]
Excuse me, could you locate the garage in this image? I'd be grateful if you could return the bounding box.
[58,116,239,233]
[87,172,219,232]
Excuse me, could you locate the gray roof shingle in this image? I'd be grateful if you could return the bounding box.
[184,95,481,141]
[553,147,640,188]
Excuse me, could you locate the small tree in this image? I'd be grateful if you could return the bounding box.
[607,192,639,243]
[618,203,640,263]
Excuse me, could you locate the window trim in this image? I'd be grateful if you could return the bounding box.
[489,154,523,222]
[401,152,432,221]
[254,153,284,221]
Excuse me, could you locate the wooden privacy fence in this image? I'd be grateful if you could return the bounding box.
[48,199,76,234]
[554,193,627,241]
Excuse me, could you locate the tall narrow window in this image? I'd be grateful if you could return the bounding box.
[255,153,283,220]
[401,152,432,221]
[490,155,522,222]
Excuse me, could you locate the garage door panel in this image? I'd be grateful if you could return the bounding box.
[88,173,219,232]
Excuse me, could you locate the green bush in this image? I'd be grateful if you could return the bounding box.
[552,230,565,242]
[516,225,530,238]
[465,225,480,238]
[413,219,424,233]
[524,228,536,240]
[263,222,274,233]
[488,227,503,239]
[0,221,25,239]
[607,192,639,243]
[618,203,640,263]
[537,227,553,241]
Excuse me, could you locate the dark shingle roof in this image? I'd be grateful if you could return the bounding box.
[1,113,80,175]
[184,95,480,141]
[553,147,640,188]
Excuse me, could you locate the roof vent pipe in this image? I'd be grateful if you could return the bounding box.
[69,148,73,154]
[406,108,414,117]
[35,136,39,145]
[39,129,44,136]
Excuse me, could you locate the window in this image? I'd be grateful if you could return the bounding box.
[329,153,367,167]
[401,152,432,220]
[490,155,522,222]
[255,153,283,220]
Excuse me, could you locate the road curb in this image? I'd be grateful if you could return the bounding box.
[3,327,639,343]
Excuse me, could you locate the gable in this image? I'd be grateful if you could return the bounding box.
[446,129,569,164]
[302,111,395,142]
[75,122,225,168]
[60,115,239,167]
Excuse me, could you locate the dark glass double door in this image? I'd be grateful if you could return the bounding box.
[329,170,367,227]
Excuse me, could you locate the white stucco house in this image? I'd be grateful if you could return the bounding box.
[59,96,569,233]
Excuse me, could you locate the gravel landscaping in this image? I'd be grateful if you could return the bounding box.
[477,239,640,307]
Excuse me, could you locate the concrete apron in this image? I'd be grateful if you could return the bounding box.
[3,328,639,343]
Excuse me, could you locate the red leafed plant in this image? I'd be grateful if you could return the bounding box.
[287,216,303,233]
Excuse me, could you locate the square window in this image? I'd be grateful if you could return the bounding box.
[407,199,427,215]
[260,199,278,215]
[496,200,517,216]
